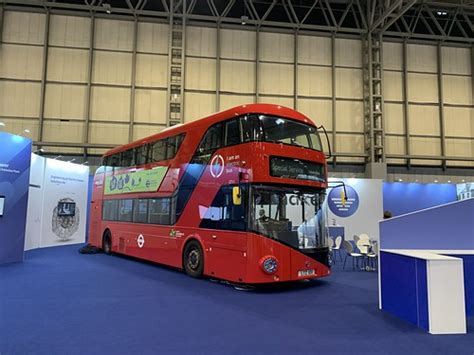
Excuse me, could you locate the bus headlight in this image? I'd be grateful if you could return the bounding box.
[260,256,278,274]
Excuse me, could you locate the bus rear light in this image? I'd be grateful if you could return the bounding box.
[260,256,278,274]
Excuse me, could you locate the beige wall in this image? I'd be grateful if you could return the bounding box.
[383,42,473,167]
[0,10,472,167]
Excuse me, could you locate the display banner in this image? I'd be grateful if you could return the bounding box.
[104,166,168,195]
[326,178,383,241]
[39,159,89,248]
[0,132,32,264]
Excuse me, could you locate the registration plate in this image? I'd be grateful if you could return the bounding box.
[298,269,315,277]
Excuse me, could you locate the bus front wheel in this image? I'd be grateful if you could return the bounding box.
[183,240,204,278]
[103,231,112,255]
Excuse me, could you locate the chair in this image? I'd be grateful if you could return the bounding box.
[342,240,362,271]
[328,236,335,250]
[327,237,335,264]
[367,242,379,270]
[332,236,343,262]
[356,239,371,270]
[356,239,370,255]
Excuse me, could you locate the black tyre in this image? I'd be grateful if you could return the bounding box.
[183,240,204,278]
[103,231,112,255]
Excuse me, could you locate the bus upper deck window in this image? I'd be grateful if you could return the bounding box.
[199,123,223,155]
[121,150,135,167]
[241,115,262,142]
[110,154,120,167]
[152,140,167,162]
[136,145,148,166]
[225,119,241,146]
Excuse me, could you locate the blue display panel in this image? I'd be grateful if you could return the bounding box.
[380,251,429,331]
[0,132,32,264]
[380,198,474,250]
[383,182,456,217]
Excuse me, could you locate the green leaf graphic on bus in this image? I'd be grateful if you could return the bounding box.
[105,167,168,195]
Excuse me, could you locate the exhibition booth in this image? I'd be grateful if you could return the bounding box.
[0,132,89,265]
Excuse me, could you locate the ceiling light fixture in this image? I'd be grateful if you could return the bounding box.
[241,15,248,25]
[103,3,112,14]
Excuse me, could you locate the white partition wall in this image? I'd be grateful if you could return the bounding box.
[326,178,383,241]
[24,155,89,250]
[24,154,46,251]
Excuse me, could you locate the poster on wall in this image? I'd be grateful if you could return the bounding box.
[457,183,473,201]
[39,159,89,248]
[325,178,383,241]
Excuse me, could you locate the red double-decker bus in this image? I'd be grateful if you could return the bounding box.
[88,104,330,284]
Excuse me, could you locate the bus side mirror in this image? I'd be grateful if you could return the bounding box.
[233,186,242,205]
[317,125,332,159]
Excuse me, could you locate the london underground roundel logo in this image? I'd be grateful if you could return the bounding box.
[137,234,145,248]
[328,185,359,217]
[210,154,224,178]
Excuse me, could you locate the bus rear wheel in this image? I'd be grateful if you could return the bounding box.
[183,240,204,278]
[103,231,112,255]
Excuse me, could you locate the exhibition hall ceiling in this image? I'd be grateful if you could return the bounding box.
[2,0,473,42]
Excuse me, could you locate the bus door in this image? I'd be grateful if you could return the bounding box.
[201,185,247,282]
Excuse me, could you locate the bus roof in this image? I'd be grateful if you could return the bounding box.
[104,103,315,157]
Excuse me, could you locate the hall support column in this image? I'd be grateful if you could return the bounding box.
[363,32,387,179]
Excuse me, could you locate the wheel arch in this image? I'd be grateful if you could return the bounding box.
[181,234,205,269]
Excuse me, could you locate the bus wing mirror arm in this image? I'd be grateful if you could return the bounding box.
[327,181,348,203]
[317,125,332,159]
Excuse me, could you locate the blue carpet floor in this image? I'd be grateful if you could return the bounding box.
[1,245,473,355]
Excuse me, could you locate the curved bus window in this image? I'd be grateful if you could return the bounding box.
[166,135,184,160]
[258,115,322,151]
[194,123,223,163]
